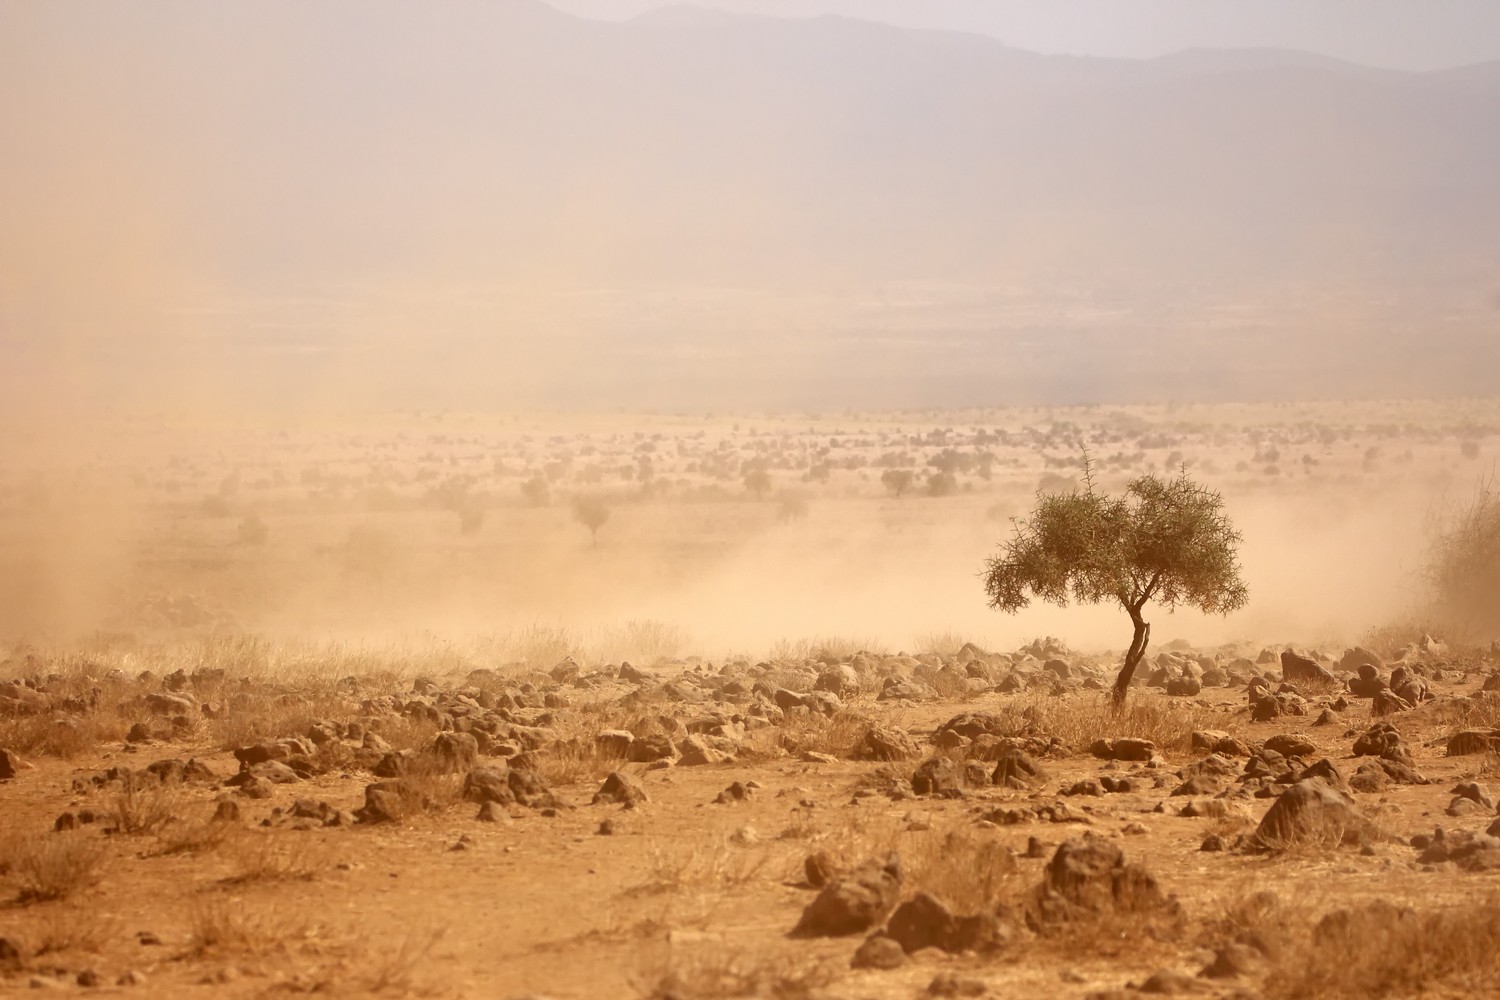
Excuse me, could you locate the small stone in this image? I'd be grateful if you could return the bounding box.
[804,850,839,889]
[476,801,508,823]
[850,933,906,970]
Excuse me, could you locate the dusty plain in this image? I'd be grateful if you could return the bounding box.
[3,399,1500,999]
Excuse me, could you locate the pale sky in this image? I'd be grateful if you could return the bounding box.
[545,0,1500,70]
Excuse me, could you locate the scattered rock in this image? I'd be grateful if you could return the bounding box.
[992,748,1048,789]
[1091,738,1157,762]
[912,757,965,797]
[1280,650,1336,686]
[857,725,920,762]
[1447,729,1500,757]
[1026,838,1174,929]
[804,850,839,889]
[792,853,903,937]
[1263,734,1317,758]
[592,771,648,808]
[850,933,905,970]
[714,781,754,804]
[1249,778,1371,850]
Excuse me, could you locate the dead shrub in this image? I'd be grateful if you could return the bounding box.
[26,906,115,957]
[901,824,1020,915]
[640,945,837,1000]
[0,712,122,759]
[771,709,870,759]
[223,830,329,884]
[1263,897,1500,999]
[354,926,447,994]
[536,738,617,788]
[107,780,184,836]
[2,832,106,903]
[187,898,309,956]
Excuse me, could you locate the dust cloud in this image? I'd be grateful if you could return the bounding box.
[3,2,1496,662]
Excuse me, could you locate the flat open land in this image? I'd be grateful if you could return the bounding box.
[3,401,1500,999]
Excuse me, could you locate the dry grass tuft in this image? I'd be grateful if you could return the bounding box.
[901,824,1020,914]
[1262,897,1500,999]
[25,906,115,957]
[354,926,447,995]
[223,831,331,884]
[108,780,184,836]
[640,946,837,1000]
[187,897,310,957]
[1,832,106,903]
[770,709,871,760]
[994,693,1218,755]
[631,835,781,898]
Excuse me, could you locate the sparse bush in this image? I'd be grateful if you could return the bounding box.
[2,832,106,903]
[224,830,331,884]
[1262,897,1500,1000]
[925,471,957,497]
[107,780,183,836]
[572,494,610,544]
[188,898,307,956]
[880,468,915,497]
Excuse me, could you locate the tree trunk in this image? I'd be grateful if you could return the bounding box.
[1111,609,1151,709]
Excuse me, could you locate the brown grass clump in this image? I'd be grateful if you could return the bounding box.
[1262,897,1500,999]
[107,780,184,836]
[1,832,106,903]
[639,946,837,1000]
[1015,694,1217,755]
[223,830,330,884]
[25,906,115,957]
[187,898,309,957]
[771,709,871,759]
[353,926,447,995]
[0,712,124,759]
[901,824,1020,915]
[535,737,620,788]
[633,837,778,898]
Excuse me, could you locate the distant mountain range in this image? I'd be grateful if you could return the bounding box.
[2,0,1497,410]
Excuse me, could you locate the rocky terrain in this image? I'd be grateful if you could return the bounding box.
[5,632,1500,998]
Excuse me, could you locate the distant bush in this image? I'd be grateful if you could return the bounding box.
[925,471,957,497]
[1462,439,1482,460]
[572,495,610,545]
[880,468,915,497]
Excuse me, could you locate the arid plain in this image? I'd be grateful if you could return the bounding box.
[3,399,1500,999]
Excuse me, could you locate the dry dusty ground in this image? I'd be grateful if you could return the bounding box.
[5,637,1500,999]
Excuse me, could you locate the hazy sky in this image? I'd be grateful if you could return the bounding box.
[545,0,1500,70]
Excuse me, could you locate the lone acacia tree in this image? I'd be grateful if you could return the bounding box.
[983,463,1248,707]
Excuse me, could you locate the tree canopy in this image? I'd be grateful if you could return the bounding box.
[983,465,1248,705]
